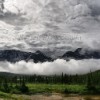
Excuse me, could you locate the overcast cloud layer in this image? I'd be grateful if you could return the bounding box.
[0,0,99,57]
[0,0,100,74]
[0,59,100,75]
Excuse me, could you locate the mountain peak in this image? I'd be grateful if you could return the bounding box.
[35,50,43,54]
[62,48,100,60]
[75,48,82,53]
[0,49,52,63]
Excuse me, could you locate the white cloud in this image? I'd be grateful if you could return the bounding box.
[0,0,100,57]
[0,59,100,75]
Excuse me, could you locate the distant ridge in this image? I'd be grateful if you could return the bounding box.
[0,49,52,63]
[62,48,100,60]
[0,48,100,63]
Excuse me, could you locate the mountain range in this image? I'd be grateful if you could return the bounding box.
[0,50,52,63]
[0,48,100,63]
[62,48,100,60]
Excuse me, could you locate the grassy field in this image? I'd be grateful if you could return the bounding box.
[0,84,100,100]
[0,84,86,100]
[27,84,85,94]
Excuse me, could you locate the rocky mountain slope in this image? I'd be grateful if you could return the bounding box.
[0,50,52,63]
[62,48,100,60]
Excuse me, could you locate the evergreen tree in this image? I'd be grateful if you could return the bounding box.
[20,78,29,93]
[2,79,9,92]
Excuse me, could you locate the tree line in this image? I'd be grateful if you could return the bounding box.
[0,70,99,93]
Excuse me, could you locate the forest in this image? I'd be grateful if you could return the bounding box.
[0,70,100,95]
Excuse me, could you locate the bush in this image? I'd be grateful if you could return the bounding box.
[63,88,70,94]
[20,82,29,93]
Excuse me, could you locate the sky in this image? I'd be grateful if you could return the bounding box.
[0,0,100,56]
[0,0,100,74]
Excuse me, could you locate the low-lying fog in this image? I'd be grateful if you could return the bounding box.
[0,59,100,75]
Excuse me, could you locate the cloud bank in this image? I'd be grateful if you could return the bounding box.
[0,59,100,75]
